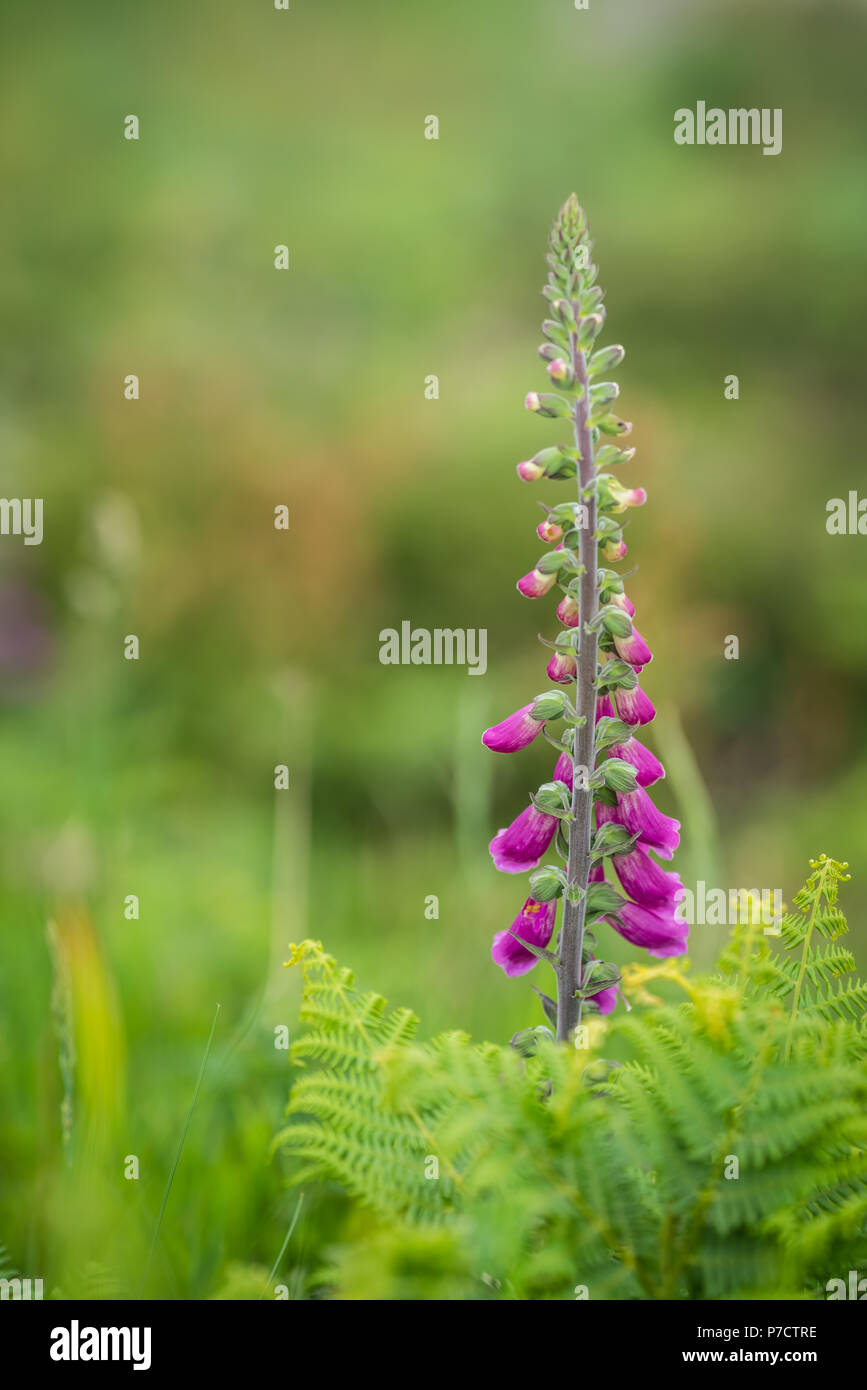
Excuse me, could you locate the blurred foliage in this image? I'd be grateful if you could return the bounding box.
[1,0,866,1297]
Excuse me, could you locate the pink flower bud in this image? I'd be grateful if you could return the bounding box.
[611,680,656,726]
[556,594,580,627]
[607,480,647,513]
[547,649,577,684]
[517,567,556,598]
[546,358,573,387]
[524,392,541,412]
[601,538,628,561]
[517,459,545,482]
[613,626,653,667]
[537,518,563,543]
[482,702,546,753]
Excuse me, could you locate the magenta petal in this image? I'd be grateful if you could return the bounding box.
[611,843,684,907]
[612,682,656,726]
[587,982,618,1014]
[596,694,615,721]
[608,738,665,787]
[517,568,556,598]
[606,901,688,958]
[613,626,653,667]
[489,804,558,874]
[553,752,574,787]
[483,703,544,752]
[492,897,557,977]
[615,787,680,859]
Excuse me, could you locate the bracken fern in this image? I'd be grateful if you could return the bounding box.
[275,860,867,1300]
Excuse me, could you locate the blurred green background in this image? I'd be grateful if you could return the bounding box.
[1,0,866,1298]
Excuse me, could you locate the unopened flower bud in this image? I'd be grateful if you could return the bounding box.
[588,344,626,376]
[537,517,563,543]
[525,392,571,419]
[613,626,653,667]
[606,479,647,512]
[547,357,575,388]
[530,690,568,721]
[534,782,570,811]
[536,547,575,576]
[547,649,577,684]
[595,444,636,469]
[576,313,604,348]
[610,591,635,616]
[556,593,580,627]
[528,864,566,902]
[602,757,640,793]
[551,298,577,330]
[599,659,638,692]
[517,458,545,481]
[597,415,633,437]
[601,537,628,561]
[517,567,557,598]
[600,605,633,638]
[589,381,620,412]
[483,703,546,752]
[542,320,570,349]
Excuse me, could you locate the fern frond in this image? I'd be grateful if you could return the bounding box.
[718,857,866,1046]
[278,883,867,1301]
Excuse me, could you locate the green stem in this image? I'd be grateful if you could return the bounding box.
[556,337,597,1043]
[784,858,830,1058]
[140,1002,221,1295]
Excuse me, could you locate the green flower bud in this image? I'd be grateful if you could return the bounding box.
[588,344,625,376]
[529,864,566,902]
[585,881,625,917]
[530,690,568,721]
[591,821,639,858]
[550,501,585,527]
[594,715,634,749]
[599,604,633,637]
[598,660,638,691]
[596,414,633,437]
[594,514,624,539]
[510,1025,555,1057]
[576,313,604,349]
[537,548,578,575]
[579,287,604,315]
[589,381,620,412]
[542,319,571,351]
[533,780,571,811]
[580,961,621,992]
[525,392,572,419]
[602,757,639,793]
[551,298,577,330]
[597,569,625,599]
[594,444,636,469]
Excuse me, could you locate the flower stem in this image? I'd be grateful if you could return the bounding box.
[556,338,598,1042]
